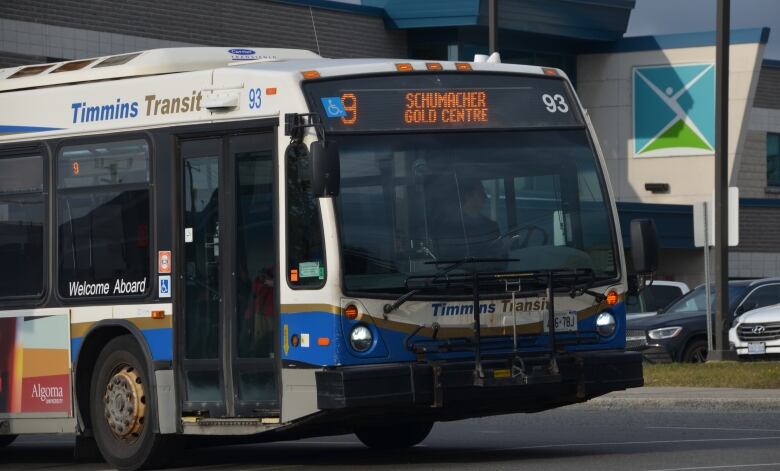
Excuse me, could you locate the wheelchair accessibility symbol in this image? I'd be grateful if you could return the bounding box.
[159,275,171,298]
[321,97,346,118]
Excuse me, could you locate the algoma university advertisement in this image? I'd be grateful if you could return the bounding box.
[0,314,71,415]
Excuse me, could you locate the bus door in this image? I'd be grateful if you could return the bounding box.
[178,132,278,418]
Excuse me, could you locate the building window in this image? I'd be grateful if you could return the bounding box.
[0,153,45,298]
[768,133,780,187]
[57,139,151,299]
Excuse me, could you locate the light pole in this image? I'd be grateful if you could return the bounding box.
[710,0,736,361]
[489,0,498,54]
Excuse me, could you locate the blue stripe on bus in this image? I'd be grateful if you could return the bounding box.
[71,327,173,363]
[0,125,64,133]
[282,302,627,367]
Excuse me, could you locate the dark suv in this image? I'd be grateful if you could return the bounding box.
[626,278,780,362]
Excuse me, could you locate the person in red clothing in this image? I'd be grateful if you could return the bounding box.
[242,268,275,357]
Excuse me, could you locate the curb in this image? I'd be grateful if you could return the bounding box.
[575,397,780,411]
[571,387,780,411]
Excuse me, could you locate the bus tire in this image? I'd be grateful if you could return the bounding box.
[90,335,172,470]
[355,421,433,449]
[0,434,17,447]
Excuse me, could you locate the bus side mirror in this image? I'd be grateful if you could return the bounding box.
[630,219,659,275]
[310,140,340,197]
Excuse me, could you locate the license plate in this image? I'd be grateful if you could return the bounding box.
[544,311,578,332]
[747,342,766,355]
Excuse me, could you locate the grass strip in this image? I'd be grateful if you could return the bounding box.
[644,361,780,389]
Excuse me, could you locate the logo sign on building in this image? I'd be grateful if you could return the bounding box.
[633,64,715,157]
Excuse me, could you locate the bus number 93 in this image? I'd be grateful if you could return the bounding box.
[249,88,262,109]
[542,93,568,113]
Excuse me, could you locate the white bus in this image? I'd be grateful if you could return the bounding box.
[0,47,656,470]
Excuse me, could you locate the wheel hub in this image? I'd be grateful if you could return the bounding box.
[103,366,146,439]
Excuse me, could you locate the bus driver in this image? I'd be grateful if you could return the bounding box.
[458,179,503,259]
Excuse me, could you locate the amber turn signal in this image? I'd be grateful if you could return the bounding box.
[605,290,619,306]
[345,304,359,320]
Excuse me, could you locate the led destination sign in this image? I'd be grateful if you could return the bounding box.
[404,91,488,125]
[304,73,582,132]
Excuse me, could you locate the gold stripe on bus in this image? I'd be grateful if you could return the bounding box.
[71,316,173,339]
[280,304,341,315]
[369,316,545,338]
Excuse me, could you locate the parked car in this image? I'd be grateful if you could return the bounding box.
[626,280,690,321]
[729,303,780,358]
[626,278,780,362]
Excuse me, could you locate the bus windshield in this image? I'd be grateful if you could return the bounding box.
[336,129,619,295]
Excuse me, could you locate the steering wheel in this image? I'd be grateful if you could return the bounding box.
[503,224,549,249]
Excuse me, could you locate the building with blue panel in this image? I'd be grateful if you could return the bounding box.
[1,0,777,284]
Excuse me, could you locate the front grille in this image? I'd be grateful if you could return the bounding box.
[738,322,780,341]
[625,330,647,349]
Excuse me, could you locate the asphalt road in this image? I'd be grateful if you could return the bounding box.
[3,406,780,471]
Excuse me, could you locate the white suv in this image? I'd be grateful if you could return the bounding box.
[729,303,780,357]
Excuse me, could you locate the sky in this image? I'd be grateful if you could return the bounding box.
[626,0,780,60]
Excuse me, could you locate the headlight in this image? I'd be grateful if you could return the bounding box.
[648,326,683,340]
[596,312,616,336]
[349,325,373,352]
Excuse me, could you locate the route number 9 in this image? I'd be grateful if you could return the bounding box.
[542,94,569,113]
[341,93,357,125]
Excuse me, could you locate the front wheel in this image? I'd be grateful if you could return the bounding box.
[681,339,708,363]
[90,335,172,470]
[0,434,17,447]
[355,421,434,449]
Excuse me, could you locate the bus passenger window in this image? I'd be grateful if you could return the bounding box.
[57,139,151,299]
[285,143,325,288]
[0,154,45,298]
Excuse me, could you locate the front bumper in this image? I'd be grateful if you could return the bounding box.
[730,327,780,356]
[631,345,675,363]
[315,351,643,418]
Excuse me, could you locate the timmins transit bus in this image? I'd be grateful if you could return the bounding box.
[0,48,656,469]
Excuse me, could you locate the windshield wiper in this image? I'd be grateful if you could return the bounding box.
[565,268,607,303]
[382,257,517,314]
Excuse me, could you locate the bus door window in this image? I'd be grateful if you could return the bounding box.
[182,150,220,363]
[181,138,223,405]
[233,134,277,407]
[235,149,274,360]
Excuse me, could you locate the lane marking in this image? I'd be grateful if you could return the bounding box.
[284,441,356,446]
[644,463,780,471]
[502,436,780,451]
[172,465,301,471]
[229,467,302,471]
[648,426,780,433]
